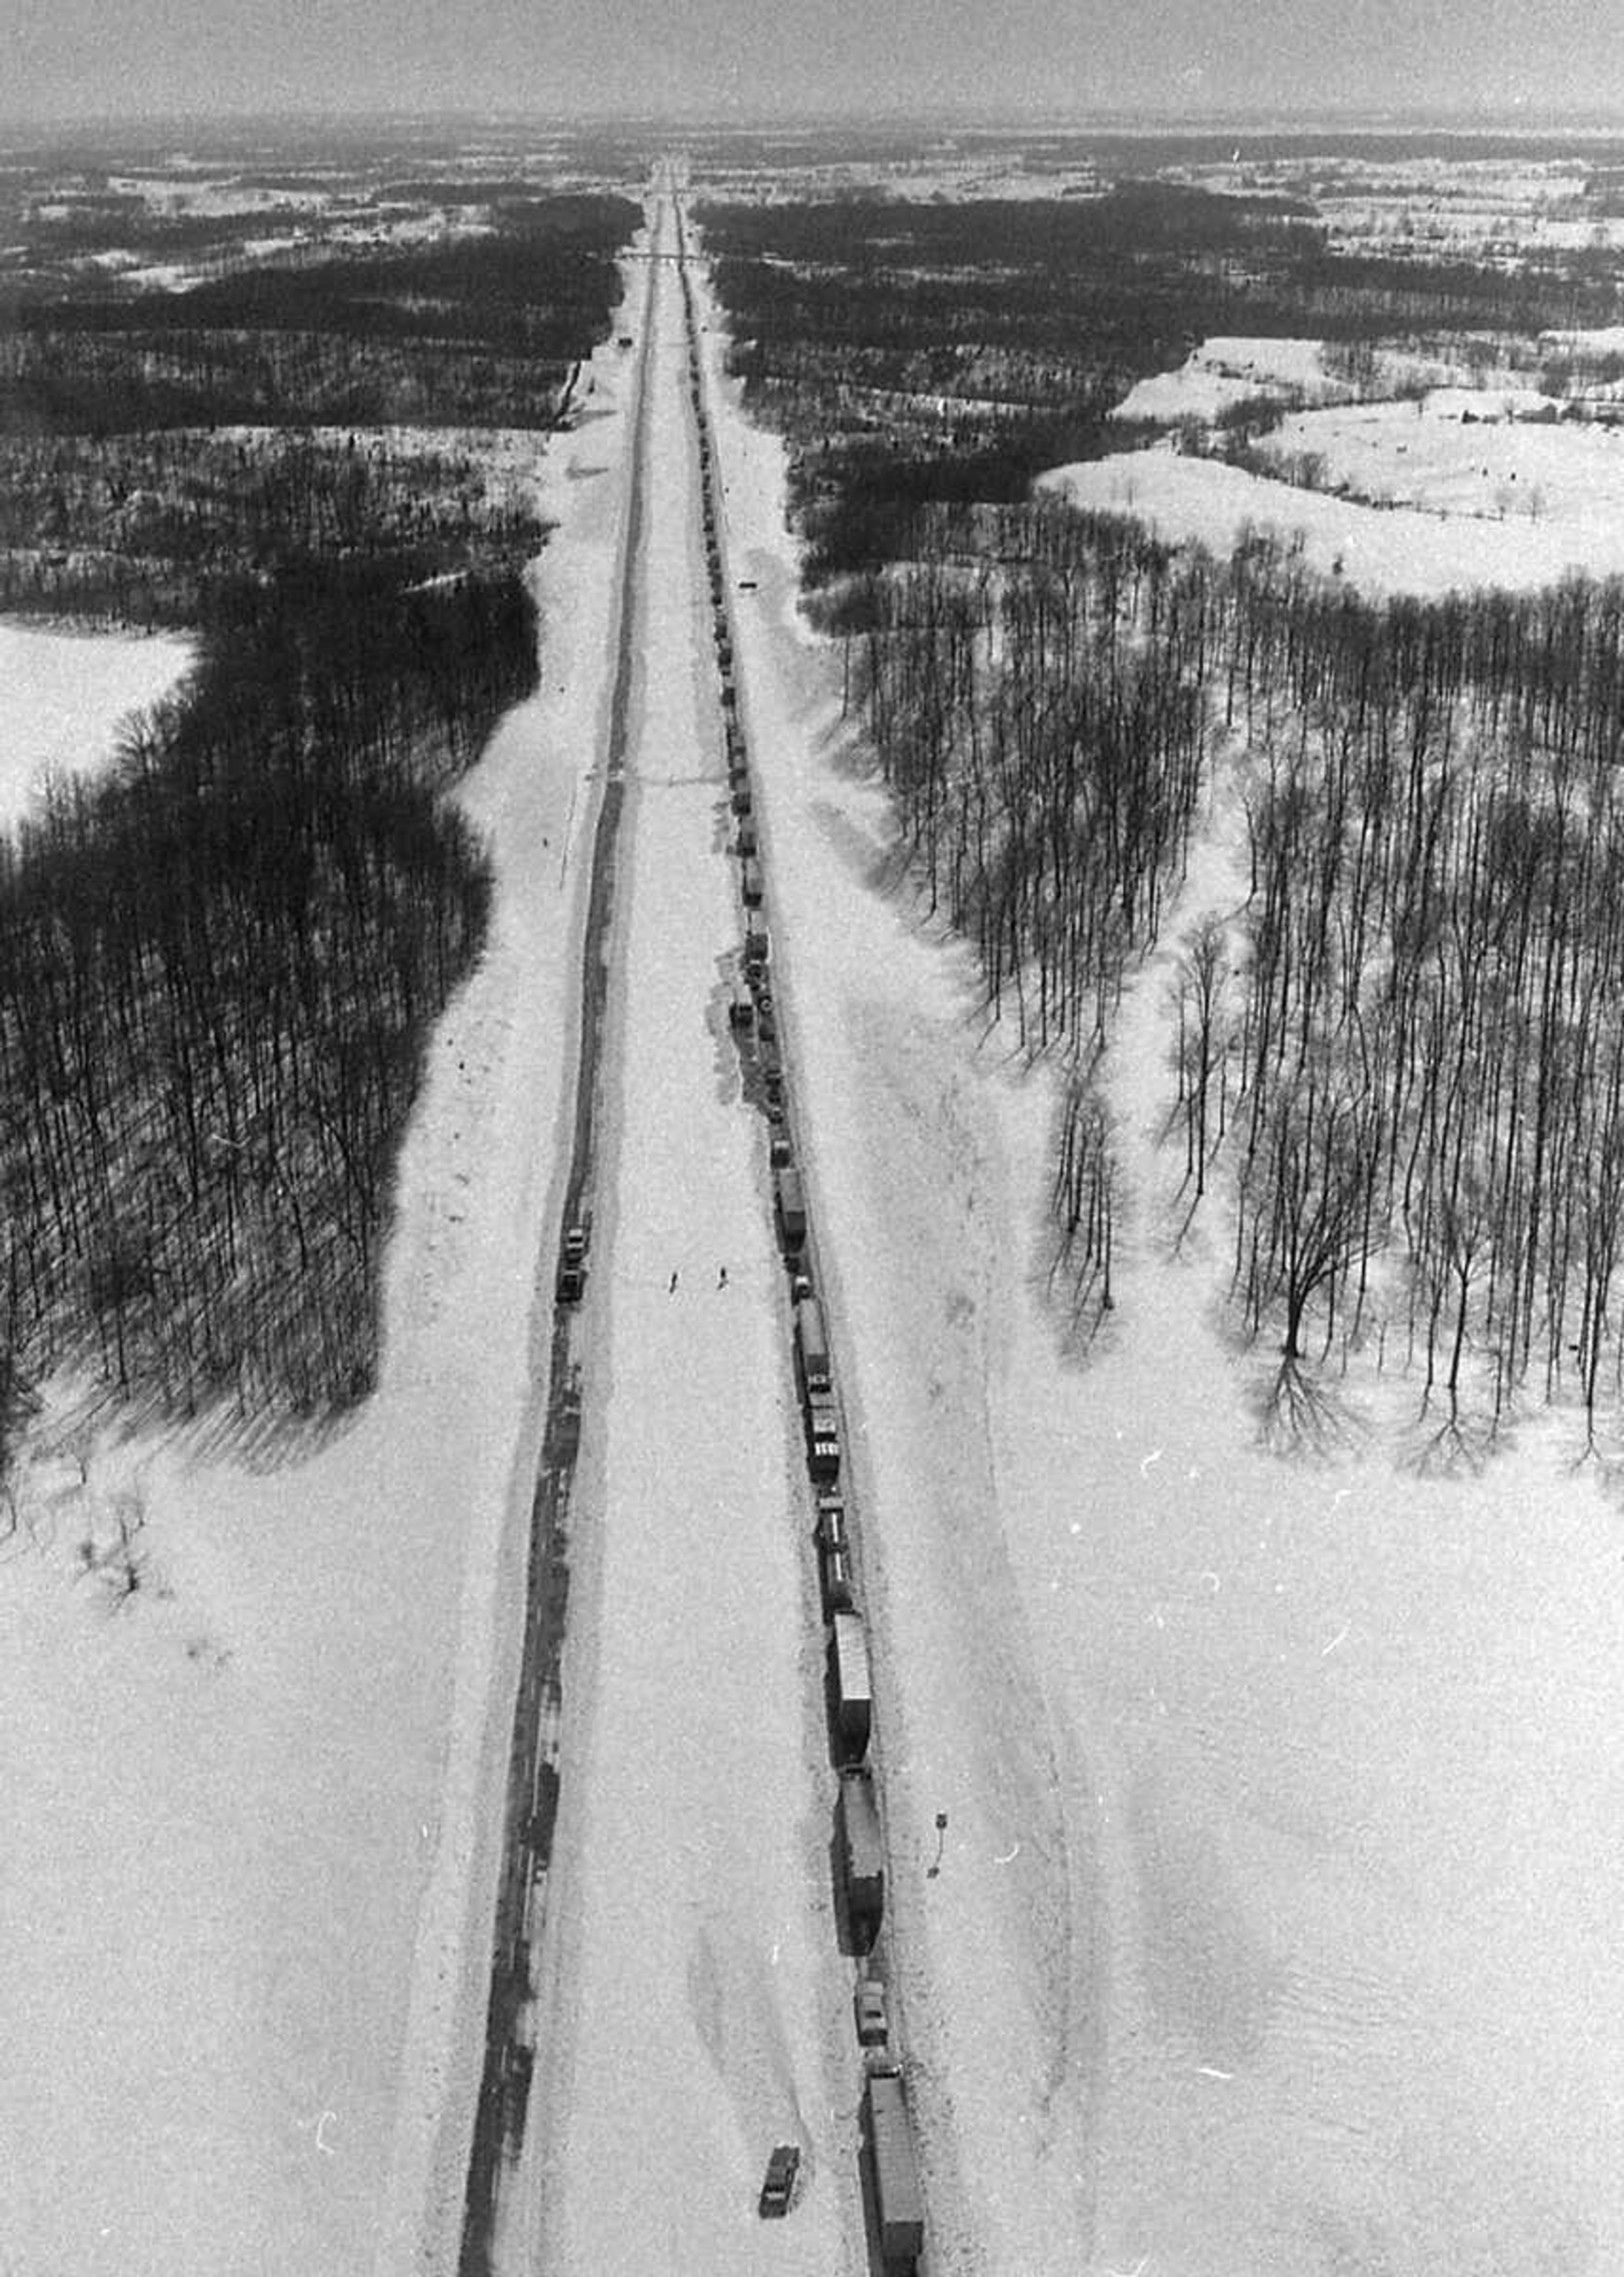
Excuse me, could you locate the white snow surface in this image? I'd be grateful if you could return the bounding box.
[1062,323,1624,599]
[1114,336,1345,425]
[1543,324,1624,357]
[0,621,192,829]
[1042,429,1624,597]
[0,262,641,2271]
[692,228,1624,2277]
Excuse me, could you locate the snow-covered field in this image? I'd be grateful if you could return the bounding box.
[695,231,1624,2277]
[1112,335,1468,427]
[1044,411,1624,598]
[1171,152,1624,262]
[0,621,192,828]
[1114,336,1336,424]
[1068,313,1624,598]
[0,263,645,2274]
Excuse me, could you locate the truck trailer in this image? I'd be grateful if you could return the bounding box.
[820,1536,855,1616]
[775,1166,807,1249]
[864,2062,925,2264]
[795,1295,831,1395]
[837,1766,884,1932]
[816,1497,854,1614]
[828,1609,873,1755]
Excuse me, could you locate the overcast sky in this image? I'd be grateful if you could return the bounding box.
[6,0,1622,127]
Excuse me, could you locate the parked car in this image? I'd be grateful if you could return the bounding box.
[758,2142,800,2217]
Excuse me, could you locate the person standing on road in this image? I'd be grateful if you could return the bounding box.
[717,1265,728,1289]
[668,1269,679,1295]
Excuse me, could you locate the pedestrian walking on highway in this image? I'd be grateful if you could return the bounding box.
[668,1269,679,1295]
[717,1264,728,1289]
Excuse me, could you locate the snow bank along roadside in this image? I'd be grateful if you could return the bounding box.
[694,245,1624,2277]
[0,619,192,829]
[0,253,645,2277]
[377,239,649,2277]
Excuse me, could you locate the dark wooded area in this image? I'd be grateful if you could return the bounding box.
[704,186,1624,1447]
[0,185,637,1459]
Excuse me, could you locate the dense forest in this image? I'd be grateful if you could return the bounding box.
[1,193,635,431]
[0,184,636,1461]
[702,186,1624,1451]
[0,425,549,625]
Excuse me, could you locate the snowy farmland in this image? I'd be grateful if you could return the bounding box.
[1064,305,1624,599]
[1050,369,1624,597]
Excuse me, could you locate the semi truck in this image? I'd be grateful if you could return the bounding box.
[837,1765,883,1932]
[795,1295,831,1395]
[854,1976,889,2048]
[556,1223,588,1303]
[828,1608,873,1755]
[864,2062,925,2264]
[741,856,764,906]
[806,1390,840,1480]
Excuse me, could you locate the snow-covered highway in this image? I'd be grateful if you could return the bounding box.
[466,188,864,2274]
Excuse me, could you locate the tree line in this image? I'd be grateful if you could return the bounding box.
[829,503,1211,1335]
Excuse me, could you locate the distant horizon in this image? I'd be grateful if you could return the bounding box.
[9,100,1624,142]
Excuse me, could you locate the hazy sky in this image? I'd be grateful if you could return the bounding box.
[6,0,1623,126]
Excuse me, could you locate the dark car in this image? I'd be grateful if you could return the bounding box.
[758,2142,800,2217]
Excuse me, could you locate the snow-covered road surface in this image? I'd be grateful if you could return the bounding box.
[513,196,862,2274]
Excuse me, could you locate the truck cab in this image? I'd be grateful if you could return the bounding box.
[854,1976,889,2047]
